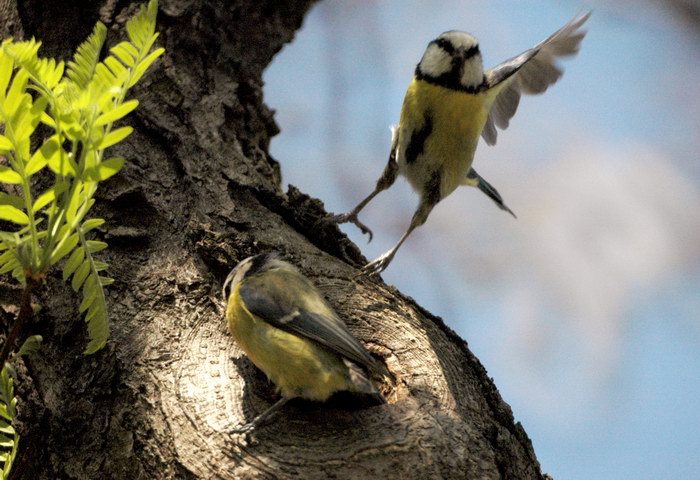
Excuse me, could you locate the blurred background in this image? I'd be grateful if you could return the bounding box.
[263,1,700,478]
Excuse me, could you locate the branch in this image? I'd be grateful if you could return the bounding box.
[0,279,35,368]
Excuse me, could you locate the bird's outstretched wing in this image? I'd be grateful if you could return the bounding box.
[239,271,387,378]
[480,11,591,146]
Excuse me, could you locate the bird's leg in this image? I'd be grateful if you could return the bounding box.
[327,152,398,242]
[361,198,436,276]
[229,397,290,435]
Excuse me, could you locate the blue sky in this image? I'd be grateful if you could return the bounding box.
[264,1,700,478]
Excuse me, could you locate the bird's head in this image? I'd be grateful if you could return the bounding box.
[222,252,291,300]
[416,31,484,92]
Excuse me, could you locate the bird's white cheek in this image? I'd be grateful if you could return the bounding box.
[419,45,452,77]
[460,56,484,88]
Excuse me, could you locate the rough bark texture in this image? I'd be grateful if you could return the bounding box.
[1,1,546,478]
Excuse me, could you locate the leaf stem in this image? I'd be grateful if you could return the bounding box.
[20,174,40,269]
[0,279,36,368]
[39,102,68,270]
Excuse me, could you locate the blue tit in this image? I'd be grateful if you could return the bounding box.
[330,12,590,275]
[222,253,392,433]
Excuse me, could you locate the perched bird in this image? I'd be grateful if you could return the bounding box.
[222,253,391,433]
[330,12,591,275]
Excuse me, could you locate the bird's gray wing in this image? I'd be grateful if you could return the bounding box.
[239,272,384,376]
[481,11,591,146]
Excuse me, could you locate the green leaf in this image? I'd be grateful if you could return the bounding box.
[75,239,111,354]
[0,168,21,185]
[8,95,32,142]
[0,258,18,275]
[4,40,63,99]
[65,183,84,223]
[26,135,59,176]
[86,240,108,253]
[92,261,109,272]
[95,100,138,127]
[110,42,137,68]
[84,303,108,354]
[40,111,55,127]
[104,56,126,79]
[66,124,87,143]
[85,301,102,323]
[0,420,14,436]
[80,277,99,309]
[47,59,65,87]
[0,232,18,246]
[0,250,14,263]
[14,95,48,145]
[98,126,133,150]
[119,41,139,61]
[31,187,56,213]
[81,218,105,233]
[0,206,28,225]
[53,224,69,246]
[4,69,28,117]
[62,246,84,280]
[11,264,24,284]
[0,49,13,101]
[66,22,107,89]
[15,335,42,358]
[71,260,90,291]
[99,276,114,286]
[0,193,23,210]
[46,148,77,177]
[0,136,12,152]
[94,63,117,88]
[50,232,79,265]
[86,157,125,182]
[0,258,20,275]
[0,367,16,420]
[78,290,96,313]
[127,48,164,88]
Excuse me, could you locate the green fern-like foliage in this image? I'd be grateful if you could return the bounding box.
[66,22,107,89]
[0,0,164,354]
[0,366,18,480]
[0,335,41,480]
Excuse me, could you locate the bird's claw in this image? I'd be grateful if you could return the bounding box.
[228,422,255,436]
[358,252,395,277]
[326,212,374,242]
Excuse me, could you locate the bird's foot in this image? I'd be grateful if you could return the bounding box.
[228,421,255,436]
[360,251,395,277]
[326,212,374,242]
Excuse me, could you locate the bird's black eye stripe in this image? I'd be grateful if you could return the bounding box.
[433,38,480,59]
[434,38,455,55]
[414,66,486,94]
[464,44,480,59]
[248,253,278,275]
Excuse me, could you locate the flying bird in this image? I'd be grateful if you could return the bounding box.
[330,12,591,275]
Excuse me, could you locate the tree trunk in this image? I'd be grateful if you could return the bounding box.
[1,1,546,478]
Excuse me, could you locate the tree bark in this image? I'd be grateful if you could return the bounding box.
[1,1,546,478]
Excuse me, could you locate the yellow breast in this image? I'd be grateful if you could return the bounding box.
[226,284,350,401]
[398,79,489,198]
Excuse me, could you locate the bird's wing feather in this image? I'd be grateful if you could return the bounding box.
[239,272,383,375]
[480,11,590,146]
